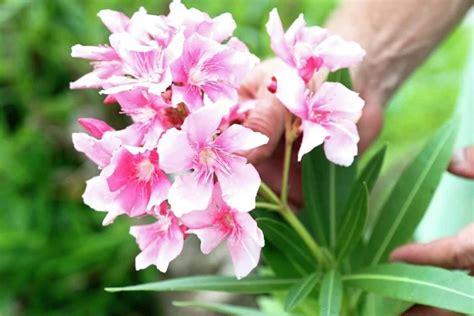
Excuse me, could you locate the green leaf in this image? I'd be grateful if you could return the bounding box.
[344,263,474,314]
[335,183,368,262]
[355,145,387,193]
[284,272,320,312]
[256,217,315,274]
[301,146,357,249]
[327,68,352,89]
[262,243,305,278]
[105,275,299,293]
[363,119,458,265]
[173,301,273,316]
[319,270,343,316]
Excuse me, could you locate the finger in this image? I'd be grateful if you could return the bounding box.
[448,145,474,179]
[402,305,461,316]
[390,224,474,271]
[243,91,286,164]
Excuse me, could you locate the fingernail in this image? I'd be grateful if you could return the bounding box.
[451,147,465,165]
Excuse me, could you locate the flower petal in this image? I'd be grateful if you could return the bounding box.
[216,160,260,212]
[78,118,115,138]
[315,35,365,71]
[215,124,269,153]
[188,226,227,254]
[274,66,307,118]
[181,105,223,146]
[266,9,294,66]
[168,172,213,216]
[158,128,195,174]
[297,121,329,161]
[323,120,359,166]
[72,132,121,168]
[227,224,263,279]
[314,82,365,121]
[97,9,130,33]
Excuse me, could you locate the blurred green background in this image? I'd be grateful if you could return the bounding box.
[0,0,471,315]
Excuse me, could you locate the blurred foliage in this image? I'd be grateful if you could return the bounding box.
[0,0,470,315]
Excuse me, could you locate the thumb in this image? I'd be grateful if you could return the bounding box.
[448,145,474,179]
[243,90,286,164]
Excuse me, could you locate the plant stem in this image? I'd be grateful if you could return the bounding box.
[280,111,293,205]
[280,204,329,268]
[258,182,281,205]
[255,201,281,211]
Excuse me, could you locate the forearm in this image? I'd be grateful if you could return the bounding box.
[325,0,472,107]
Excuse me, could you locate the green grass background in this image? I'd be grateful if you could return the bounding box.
[0,0,471,315]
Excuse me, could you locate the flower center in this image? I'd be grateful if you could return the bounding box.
[189,66,204,85]
[199,148,217,165]
[309,108,330,124]
[137,159,155,182]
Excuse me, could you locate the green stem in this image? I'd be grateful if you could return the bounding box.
[280,111,293,205]
[280,204,329,268]
[258,182,280,205]
[255,201,281,211]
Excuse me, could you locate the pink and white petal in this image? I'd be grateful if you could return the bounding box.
[82,168,123,225]
[266,9,294,66]
[157,128,195,174]
[234,212,265,247]
[72,132,120,168]
[106,148,135,191]
[171,84,203,111]
[215,124,269,153]
[188,226,227,255]
[216,160,260,212]
[147,176,171,210]
[168,172,213,216]
[297,121,329,161]
[115,181,150,217]
[71,45,118,61]
[201,81,238,108]
[315,82,365,121]
[323,120,359,167]
[70,71,104,90]
[315,35,365,71]
[78,118,115,138]
[284,13,306,45]
[181,105,223,146]
[97,9,130,33]
[273,66,307,118]
[153,222,185,272]
[227,231,262,279]
[207,12,236,42]
[180,207,218,229]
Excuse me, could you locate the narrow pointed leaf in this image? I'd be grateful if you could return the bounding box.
[319,270,343,316]
[256,217,315,274]
[344,263,474,314]
[173,301,273,316]
[335,183,368,262]
[363,119,458,265]
[284,273,320,312]
[302,146,357,249]
[105,275,298,293]
[355,145,387,193]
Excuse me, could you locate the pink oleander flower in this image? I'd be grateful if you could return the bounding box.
[83,147,170,224]
[158,105,268,216]
[130,204,185,272]
[266,9,365,82]
[273,67,364,166]
[112,88,175,147]
[181,183,264,279]
[167,0,236,43]
[171,34,258,111]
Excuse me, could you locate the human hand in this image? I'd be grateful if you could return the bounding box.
[390,145,474,316]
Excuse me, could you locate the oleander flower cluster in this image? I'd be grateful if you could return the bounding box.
[71,1,365,279]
